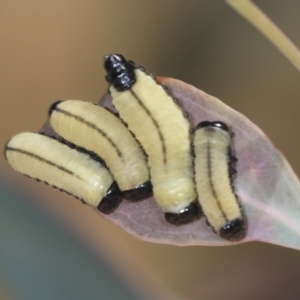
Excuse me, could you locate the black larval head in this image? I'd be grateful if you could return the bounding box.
[104,54,136,91]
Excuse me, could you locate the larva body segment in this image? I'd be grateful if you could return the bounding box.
[104,54,199,225]
[5,132,121,214]
[193,121,246,241]
[49,99,152,201]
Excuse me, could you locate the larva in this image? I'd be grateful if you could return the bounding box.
[104,54,199,225]
[49,99,152,201]
[5,132,122,214]
[193,121,246,240]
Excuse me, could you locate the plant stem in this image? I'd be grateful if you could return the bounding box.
[225,0,300,73]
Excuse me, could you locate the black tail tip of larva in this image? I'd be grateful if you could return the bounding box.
[165,202,201,226]
[97,181,122,214]
[122,181,153,202]
[219,218,246,241]
[48,100,65,116]
[196,121,229,132]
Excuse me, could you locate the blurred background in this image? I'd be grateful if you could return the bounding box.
[1,0,300,299]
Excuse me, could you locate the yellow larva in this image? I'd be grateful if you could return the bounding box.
[104,54,199,225]
[49,99,152,201]
[5,132,122,214]
[193,121,246,240]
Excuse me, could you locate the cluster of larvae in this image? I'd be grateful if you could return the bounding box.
[5,54,246,241]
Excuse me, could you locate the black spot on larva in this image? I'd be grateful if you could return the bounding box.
[165,203,201,225]
[229,167,237,175]
[97,181,122,214]
[219,218,246,241]
[161,84,169,93]
[183,111,189,118]
[190,146,195,158]
[231,156,238,163]
[150,73,156,80]
[139,66,146,72]
[48,100,65,116]
[122,181,153,201]
[104,54,136,91]
[205,218,212,228]
[173,97,179,103]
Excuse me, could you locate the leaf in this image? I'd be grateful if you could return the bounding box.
[95,77,300,250]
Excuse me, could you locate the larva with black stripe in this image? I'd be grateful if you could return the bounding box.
[49,99,152,201]
[104,54,199,225]
[5,132,122,214]
[193,121,246,241]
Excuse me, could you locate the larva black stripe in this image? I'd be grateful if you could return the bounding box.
[206,141,228,222]
[6,147,79,178]
[130,89,167,164]
[54,107,123,158]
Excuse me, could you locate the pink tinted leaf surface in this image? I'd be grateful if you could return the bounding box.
[99,77,300,250]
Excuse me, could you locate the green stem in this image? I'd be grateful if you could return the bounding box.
[225,0,300,73]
